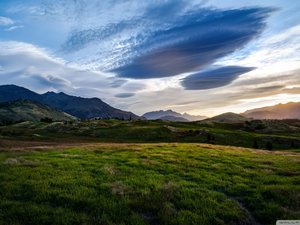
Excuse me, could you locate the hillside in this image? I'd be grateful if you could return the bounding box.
[204,112,249,123]
[0,99,75,124]
[143,109,206,121]
[1,118,299,150]
[41,91,139,120]
[0,85,139,120]
[243,102,300,119]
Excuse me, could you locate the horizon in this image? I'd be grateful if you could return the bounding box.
[1,83,299,118]
[1,0,300,117]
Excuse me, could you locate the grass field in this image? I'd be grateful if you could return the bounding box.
[1,119,300,150]
[0,142,299,225]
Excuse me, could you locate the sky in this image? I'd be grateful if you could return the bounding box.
[0,0,300,117]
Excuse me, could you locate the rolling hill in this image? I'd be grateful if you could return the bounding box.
[204,112,249,123]
[0,99,76,124]
[242,102,300,119]
[0,85,139,120]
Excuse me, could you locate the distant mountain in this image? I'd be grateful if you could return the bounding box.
[181,113,207,121]
[205,112,248,123]
[0,99,75,124]
[142,109,206,121]
[242,102,300,119]
[158,115,189,122]
[0,85,139,120]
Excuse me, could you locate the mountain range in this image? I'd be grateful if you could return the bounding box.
[142,110,207,121]
[1,84,300,122]
[0,85,139,120]
[143,102,300,123]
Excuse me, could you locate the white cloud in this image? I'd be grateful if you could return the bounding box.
[0,41,108,93]
[0,41,151,112]
[0,16,14,26]
[219,24,300,70]
[5,25,24,32]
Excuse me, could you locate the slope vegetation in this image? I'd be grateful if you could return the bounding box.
[0,100,76,124]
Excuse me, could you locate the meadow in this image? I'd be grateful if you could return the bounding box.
[0,142,299,225]
[0,119,300,150]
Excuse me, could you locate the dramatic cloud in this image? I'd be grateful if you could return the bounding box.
[0,1,299,116]
[30,73,71,90]
[108,78,127,88]
[115,93,135,98]
[0,41,108,94]
[111,7,272,78]
[181,66,255,90]
[61,0,192,53]
[0,41,145,108]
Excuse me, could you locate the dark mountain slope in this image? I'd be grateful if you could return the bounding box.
[0,85,139,119]
[0,85,41,102]
[41,91,139,119]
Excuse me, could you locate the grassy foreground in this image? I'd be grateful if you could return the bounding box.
[0,143,299,225]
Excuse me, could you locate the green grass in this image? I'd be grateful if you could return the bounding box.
[0,143,299,225]
[1,119,300,150]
